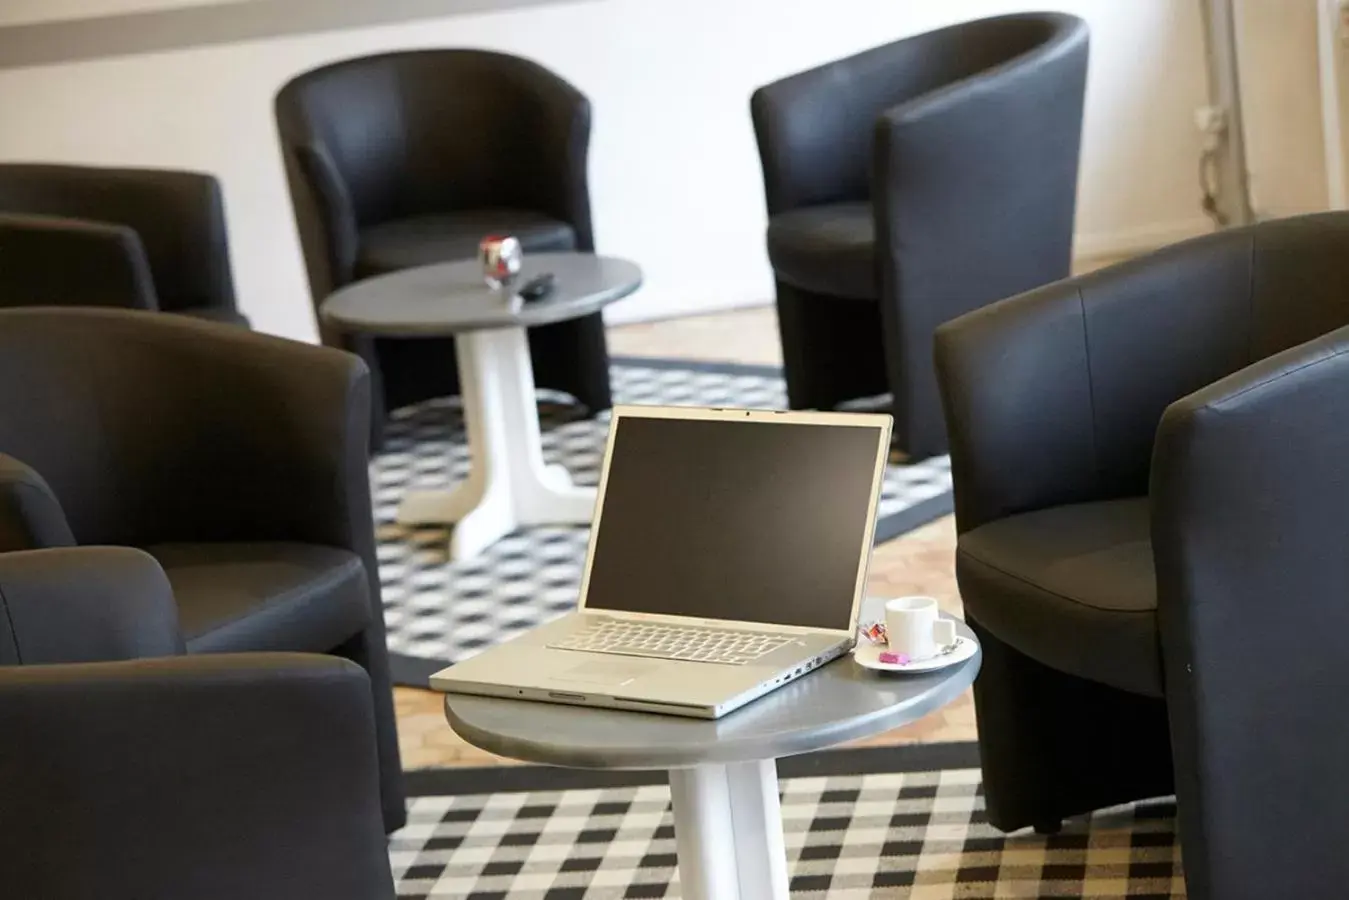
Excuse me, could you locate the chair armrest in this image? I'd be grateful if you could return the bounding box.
[161,170,239,315]
[0,454,75,552]
[0,653,395,900]
[1150,327,1349,900]
[0,546,183,665]
[935,227,1255,532]
[0,212,159,310]
[872,20,1087,400]
[515,76,595,250]
[291,141,361,303]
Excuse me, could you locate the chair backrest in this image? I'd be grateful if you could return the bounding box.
[935,212,1349,536]
[0,213,159,311]
[276,49,581,227]
[0,164,236,313]
[1082,213,1349,497]
[751,12,1086,213]
[942,211,1349,527]
[0,309,276,547]
[275,49,591,306]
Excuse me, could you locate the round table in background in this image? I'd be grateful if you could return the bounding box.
[442,606,980,900]
[321,252,642,561]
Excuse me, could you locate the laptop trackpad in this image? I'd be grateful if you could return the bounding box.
[555,659,654,687]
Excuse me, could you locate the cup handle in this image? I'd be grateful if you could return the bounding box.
[932,618,958,649]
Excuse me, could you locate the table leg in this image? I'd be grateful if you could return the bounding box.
[395,325,597,561]
[667,759,789,900]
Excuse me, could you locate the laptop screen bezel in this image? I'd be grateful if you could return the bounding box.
[575,404,893,637]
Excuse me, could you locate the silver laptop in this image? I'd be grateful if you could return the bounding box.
[430,405,892,719]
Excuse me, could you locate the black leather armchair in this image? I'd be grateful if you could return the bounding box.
[0,308,404,833]
[0,164,247,325]
[935,213,1349,900]
[752,13,1088,459]
[275,49,610,448]
[0,546,395,900]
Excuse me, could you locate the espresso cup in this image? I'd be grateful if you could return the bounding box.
[884,596,958,661]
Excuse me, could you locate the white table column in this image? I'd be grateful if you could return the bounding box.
[667,759,790,900]
[396,325,596,561]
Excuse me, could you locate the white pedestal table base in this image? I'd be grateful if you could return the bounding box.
[395,325,596,560]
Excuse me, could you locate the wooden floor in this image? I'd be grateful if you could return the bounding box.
[395,305,975,770]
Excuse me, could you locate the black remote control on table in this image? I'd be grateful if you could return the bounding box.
[518,272,555,303]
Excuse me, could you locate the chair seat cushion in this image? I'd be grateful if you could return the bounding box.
[766,203,877,300]
[956,498,1162,697]
[147,542,371,655]
[356,210,576,277]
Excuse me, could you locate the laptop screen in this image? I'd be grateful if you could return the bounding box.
[580,412,887,631]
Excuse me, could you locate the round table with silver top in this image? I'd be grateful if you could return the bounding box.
[443,606,980,900]
[321,252,642,561]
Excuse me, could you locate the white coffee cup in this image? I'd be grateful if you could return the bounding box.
[884,596,958,661]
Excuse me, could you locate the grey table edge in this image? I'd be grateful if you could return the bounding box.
[320,253,643,337]
[442,616,981,771]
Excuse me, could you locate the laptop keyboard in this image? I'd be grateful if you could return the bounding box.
[549,618,795,666]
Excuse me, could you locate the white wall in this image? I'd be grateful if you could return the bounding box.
[0,0,1214,342]
[1236,0,1333,217]
[0,0,231,27]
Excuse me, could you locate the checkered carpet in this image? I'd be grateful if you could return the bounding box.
[393,744,1184,898]
[373,359,953,682]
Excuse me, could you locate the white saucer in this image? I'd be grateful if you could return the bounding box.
[852,637,978,674]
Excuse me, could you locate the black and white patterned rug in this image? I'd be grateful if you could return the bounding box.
[394,743,1185,898]
[374,359,954,686]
